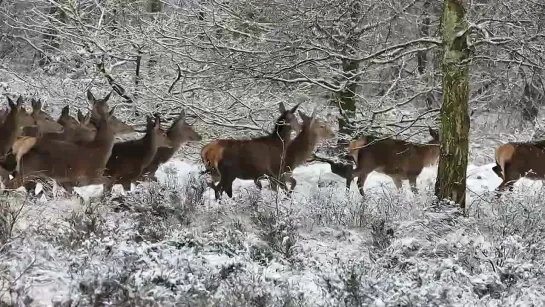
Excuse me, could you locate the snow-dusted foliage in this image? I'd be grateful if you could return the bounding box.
[1,162,545,306]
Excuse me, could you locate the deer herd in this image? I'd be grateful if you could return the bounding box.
[0,90,538,202]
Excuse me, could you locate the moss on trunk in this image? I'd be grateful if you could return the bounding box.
[434,0,470,208]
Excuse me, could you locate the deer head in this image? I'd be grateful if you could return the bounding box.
[167,110,202,144]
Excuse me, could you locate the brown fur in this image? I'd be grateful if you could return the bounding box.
[12,136,37,173]
[140,111,202,182]
[352,127,440,196]
[274,110,336,191]
[492,141,545,195]
[87,90,135,136]
[5,102,118,194]
[201,102,302,199]
[102,115,174,192]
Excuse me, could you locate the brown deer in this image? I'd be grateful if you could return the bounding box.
[30,98,64,133]
[200,102,302,199]
[86,90,135,137]
[492,141,545,195]
[212,108,334,199]
[4,102,118,194]
[139,111,202,182]
[273,109,336,192]
[102,115,174,193]
[350,127,440,196]
[0,96,31,184]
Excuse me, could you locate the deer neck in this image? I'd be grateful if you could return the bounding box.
[285,127,319,171]
[140,132,160,169]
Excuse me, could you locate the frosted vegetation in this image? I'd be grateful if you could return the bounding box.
[1,160,545,306]
[1,0,545,305]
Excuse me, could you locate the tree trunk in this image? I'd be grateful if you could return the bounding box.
[434,0,470,209]
[148,0,162,70]
[336,58,359,144]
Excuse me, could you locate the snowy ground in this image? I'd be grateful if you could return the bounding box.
[2,159,545,306]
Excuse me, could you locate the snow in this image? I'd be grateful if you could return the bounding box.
[4,158,545,306]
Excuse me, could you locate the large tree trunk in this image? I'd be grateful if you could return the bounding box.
[434,0,470,208]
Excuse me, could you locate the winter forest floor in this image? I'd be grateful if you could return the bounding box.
[2,159,545,306]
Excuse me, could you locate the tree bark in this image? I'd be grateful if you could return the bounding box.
[434,0,470,209]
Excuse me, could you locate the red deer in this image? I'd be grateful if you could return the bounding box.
[139,111,202,182]
[200,102,302,199]
[272,109,336,192]
[492,141,545,195]
[29,98,64,133]
[4,102,118,194]
[0,96,31,184]
[212,108,334,199]
[86,90,135,137]
[102,115,174,193]
[350,127,440,196]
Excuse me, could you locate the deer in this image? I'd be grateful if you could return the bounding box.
[102,115,174,194]
[29,98,64,133]
[138,111,202,183]
[2,91,134,196]
[350,127,440,196]
[492,140,545,196]
[4,100,118,195]
[0,96,32,185]
[212,108,335,199]
[86,90,135,137]
[200,102,302,199]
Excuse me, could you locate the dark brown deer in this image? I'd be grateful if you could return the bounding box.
[350,127,440,196]
[102,115,174,193]
[212,108,334,199]
[4,102,118,194]
[200,102,301,199]
[30,98,64,133]
[139,111,202,182]
[492,140,545,196]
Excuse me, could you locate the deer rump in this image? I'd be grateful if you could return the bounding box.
[354,137,438,176]
[493,142,545,181]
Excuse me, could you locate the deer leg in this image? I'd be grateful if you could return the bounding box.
[355,169,371,197]
[391,176,403,190]
[254,178,263,190]
[121,181,131,193]
[495,179,516,198]
[408,175,418,194]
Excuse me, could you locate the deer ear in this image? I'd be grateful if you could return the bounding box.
[154,115,161,128]
[16,95,24,107]
[108,105,117,116]
[298,110,310,123]
[77,109,84,122]
[179,110,186,122]
[34,98,42,110]
[7,96,15,109]
[61,105,70,116]
[279,102,286,113]
[289,102,301,113]
[103,90,113,103]
[86,89,96,104]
